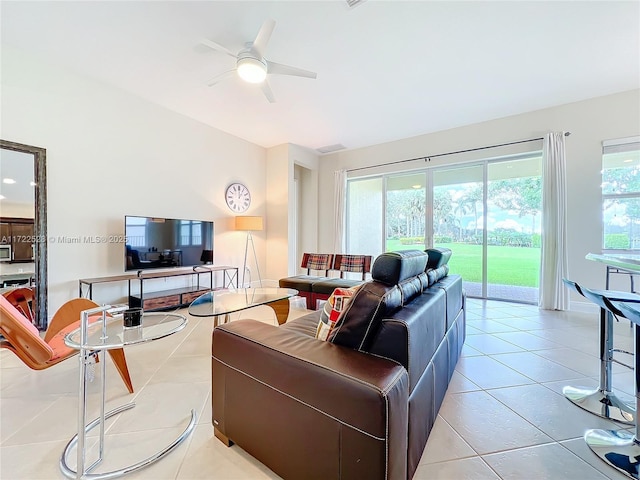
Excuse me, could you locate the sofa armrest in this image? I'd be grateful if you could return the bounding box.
[212,319,409,480]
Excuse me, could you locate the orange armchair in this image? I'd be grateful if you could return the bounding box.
[0,296,134,393]
[3,287,35,324]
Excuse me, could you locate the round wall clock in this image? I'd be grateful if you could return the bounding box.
[225,182,251,213]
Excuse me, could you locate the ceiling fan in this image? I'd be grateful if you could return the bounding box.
[201,19,317,103]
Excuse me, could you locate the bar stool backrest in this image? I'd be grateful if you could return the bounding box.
[580,286,625,318]
[564,277,640,304]
[562,278,584,297]
[615,301,640,326]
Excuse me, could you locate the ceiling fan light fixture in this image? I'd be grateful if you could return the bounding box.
[237,57,267,83]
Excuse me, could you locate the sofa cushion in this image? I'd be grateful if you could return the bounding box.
[433,274,463,331]
[328,281,401,350]
[371,250,428,286]
[399,272,429,306]
[311,277,364,295]
[426,265,450,287]
[315,286,361,341]
[278,275,326,292]
[425,248,452,270]
[368,288,447,394]
[328,252,429,351]
[281,310,321,337]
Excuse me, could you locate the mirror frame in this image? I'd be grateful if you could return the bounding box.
[0,139,48,328]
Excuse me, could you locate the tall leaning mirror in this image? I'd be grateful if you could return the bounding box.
[0,140,48,328]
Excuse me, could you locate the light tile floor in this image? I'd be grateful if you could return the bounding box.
[0,299,635,479]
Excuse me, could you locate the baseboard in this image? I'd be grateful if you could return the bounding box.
[568,300,599,314]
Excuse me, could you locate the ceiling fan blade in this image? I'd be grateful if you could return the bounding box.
[267,61,317,79]
[200,38,237,59]
[252,19,276,57]
[207,69,236,86]
[261,80,276,103]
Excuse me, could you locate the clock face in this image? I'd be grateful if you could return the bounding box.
[225,183,251,213]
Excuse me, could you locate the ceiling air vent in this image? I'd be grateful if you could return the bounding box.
[346,0,366,8]
[317,144,347,154]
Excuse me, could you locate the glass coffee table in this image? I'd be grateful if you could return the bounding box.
[188,287,298,326]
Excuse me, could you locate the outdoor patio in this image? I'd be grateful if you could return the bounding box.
[464,281,538,305]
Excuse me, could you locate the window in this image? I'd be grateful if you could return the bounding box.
[179,220,202,246]
[125,217,147,247]
[602,137,640,250]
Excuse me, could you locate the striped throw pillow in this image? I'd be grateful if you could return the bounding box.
[315,286,361,341]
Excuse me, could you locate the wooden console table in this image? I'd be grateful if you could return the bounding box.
[79,266,239,311]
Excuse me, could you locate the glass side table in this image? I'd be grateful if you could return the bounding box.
[60,306,196,479]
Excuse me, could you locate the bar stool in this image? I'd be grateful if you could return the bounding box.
[581,288,640,479]
[562,279,636,424]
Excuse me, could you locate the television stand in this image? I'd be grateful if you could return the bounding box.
[78,266,239,311]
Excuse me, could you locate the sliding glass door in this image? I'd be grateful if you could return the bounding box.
[486,157,541,302]
[433,165,485,298]
[386,173,427,252]
[346,177,384,258]
[346,154,542,303]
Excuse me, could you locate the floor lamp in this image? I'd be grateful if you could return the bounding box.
[235,216,263,288]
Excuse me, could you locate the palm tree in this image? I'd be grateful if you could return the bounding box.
[457,184,483,239]
[489,177,541,234]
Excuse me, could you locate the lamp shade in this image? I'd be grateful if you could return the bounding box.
[235,216,263,231]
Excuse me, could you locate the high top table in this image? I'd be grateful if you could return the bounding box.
[188,287,299,326]
[586,253,640,289]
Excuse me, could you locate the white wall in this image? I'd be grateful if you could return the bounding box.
[2,46,268,314]
[0,202,34,219]
[290,145,319,275]
[265,144,290,284]
[317,89,640,309]
[265,143,319,280]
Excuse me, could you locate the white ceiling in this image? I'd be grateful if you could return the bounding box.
[1,1,639,153]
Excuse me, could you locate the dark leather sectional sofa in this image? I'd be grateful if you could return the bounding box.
[211,249,465,479]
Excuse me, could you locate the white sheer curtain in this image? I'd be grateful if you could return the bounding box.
[539,132,569,310]
[333,169,347,253]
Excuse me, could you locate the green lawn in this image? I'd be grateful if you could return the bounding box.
[385,240,540,287]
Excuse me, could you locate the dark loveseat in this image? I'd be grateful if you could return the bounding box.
[211,249,465,479]
[279,253,373,310]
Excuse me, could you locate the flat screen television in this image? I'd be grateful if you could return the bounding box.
[124,215,214,272]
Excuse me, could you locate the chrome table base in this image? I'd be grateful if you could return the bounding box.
[585,429,640,479]
[60,308,192,479]
[583,297,640,479]
[60,405,197,479]
[564,309,635,424]
[563,386,635,424]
